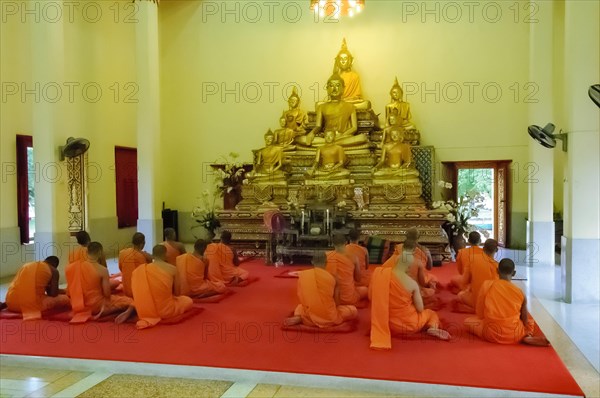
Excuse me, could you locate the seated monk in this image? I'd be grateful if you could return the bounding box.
[246,130,286,185]
[205,230,249,285]
[370,253,450,350]
[465,259,549,346]
[456,239,499,313]
[305,130,351,184]
[372,129,420,184]
[175,239,227,297]
[284,252,357,328]
[382,229,438,307]
[5,256,70,320]
[119,232,153,297]
[122,245,194,328]
[296,73,367,148]
[69,231,90,263]
[345,228,371,287]
[449,231,482,294]
[325,234,368,305]
[161,227,186,266]
[66,242,133,323]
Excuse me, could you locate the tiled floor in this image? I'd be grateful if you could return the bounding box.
[1,249,599,398]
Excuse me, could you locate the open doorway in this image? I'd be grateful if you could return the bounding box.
[442,161,511,247]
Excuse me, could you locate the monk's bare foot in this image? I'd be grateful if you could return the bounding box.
[91,304,105,320]
[284,316,302,326]
[115,306,135,324]
[427,328,451,341]
[523,336,550,346]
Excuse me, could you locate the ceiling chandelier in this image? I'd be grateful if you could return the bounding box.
[310,0,365,19]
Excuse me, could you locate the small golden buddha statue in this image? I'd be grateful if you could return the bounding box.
[282,87,308,134]
[385,77,415,130]
[305,130,351,185]
[372,129,420,184]
[247,130,287,185]
[380,114,406,148]
[274,114,296,151]
[296,73,368,150]
[333,39,371,110]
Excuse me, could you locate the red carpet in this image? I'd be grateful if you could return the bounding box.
[0,261,584,396]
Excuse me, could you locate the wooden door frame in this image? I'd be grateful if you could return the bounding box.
[441,160,512,247]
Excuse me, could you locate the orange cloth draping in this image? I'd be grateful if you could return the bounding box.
[345,243,371,286]
[118,248,149,297]
[458,253,499,310]
[161,241,180,266]
[205,243,249,284]
[325,251,360,305]
[68,246,88,264]
[175,253,227,296]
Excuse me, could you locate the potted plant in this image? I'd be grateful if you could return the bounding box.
[212,152,248,209]
[191,190,221,240]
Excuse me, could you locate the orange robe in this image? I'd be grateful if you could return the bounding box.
[382,244,437,301]
[450,246,484,291]
[5,261,69,320]
[325,251,360,305]
[458,254,499,311]
[465,279,534,344]
[131,263,193,329]
[205,243,249,284]
[69,246,88,263]
[161,241,181,266]
[293,268,357,328]
[175,253,227,296]
[345,243,371,286]
[119,248,149,297]
[65,260,132,323]
[369,267,440,350]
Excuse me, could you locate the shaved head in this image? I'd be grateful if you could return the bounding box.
[153,244,167,260]
[498,258,515,276]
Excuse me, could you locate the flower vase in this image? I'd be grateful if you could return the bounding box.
[452,233,467,255]
[224,189,241,210]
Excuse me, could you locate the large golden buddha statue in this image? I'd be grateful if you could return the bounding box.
[296,73,368,150]
[333,39,371,110]
[385,77,415,130]
[247,130,286,185]
[305,130,351,185]
[372,129,420,184]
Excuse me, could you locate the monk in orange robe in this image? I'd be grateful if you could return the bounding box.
[370,251,450,350]
[118,232,153,297]
[124,245,193,329]
[66,242,133,323]
[326,234,368,305]
[161,228,186,266]
[465,259,549,346]
[68,231,91,264]
[456,239,499,313]
[449,232,482,294]
[205,230,249,285]
[175,239,227,297]
[5,256,70,320]
[345,228,371,287]
[285,252,357,327]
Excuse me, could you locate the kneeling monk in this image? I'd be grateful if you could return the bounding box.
[205,230,249,285]
[326,234,368,305]
[5,256,70,320]
[370,251,450,350]
[465,258,549,346]
[130,245,193,329]
[345,229,371,287]
[66,242,133,323]
[175,239,227,297]
[285,252,357,328]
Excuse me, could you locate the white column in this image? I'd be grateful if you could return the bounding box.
[561,0,600,303]
[135,1,163,248]
[30,0,71,266]
[526,0,555,267]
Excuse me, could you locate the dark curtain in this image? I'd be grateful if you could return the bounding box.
[16,135,33,244]
[115,147,138,228]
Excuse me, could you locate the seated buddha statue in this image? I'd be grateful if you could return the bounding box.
[296,73,368,150]
[274,114,296,151]
[333,38,371,110]
[385,77,415,130]
[246,130,286,185]
[282,87,308,134]
[372,129,420,185]
[305,130,351,185]
[379,114,406,148]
